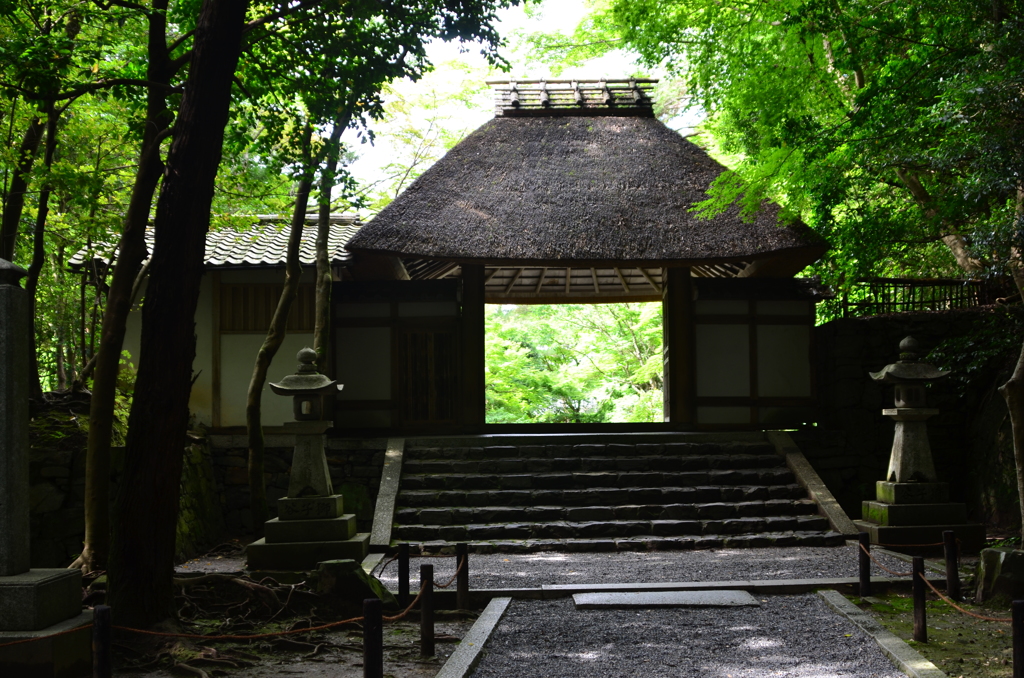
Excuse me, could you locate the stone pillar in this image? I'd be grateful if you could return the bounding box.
[0,259,31,576]
[0,259,92,677]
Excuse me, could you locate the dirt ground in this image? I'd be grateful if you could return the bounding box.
[112,615,474,678]
[853,592,1013,678]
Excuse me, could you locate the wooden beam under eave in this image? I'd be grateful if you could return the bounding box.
[639,267,662,293]
[615,267,630,292]
[484,267,501,284]
[591,267,600,294]
[504,267,524,294]
[565,268,572,294]
[534,267,549,293]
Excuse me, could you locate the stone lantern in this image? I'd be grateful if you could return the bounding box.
[246,349,369,570]
[868,336,948,484]
[269,347,339,422]
[855,336,984,552]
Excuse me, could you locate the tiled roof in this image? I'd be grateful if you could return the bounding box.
[69,215,361,271]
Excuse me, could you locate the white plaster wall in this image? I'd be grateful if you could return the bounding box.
[219,333,316,427]
[121,274,214,427]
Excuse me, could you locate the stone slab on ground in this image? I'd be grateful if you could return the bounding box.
[0,569,82,631]
[818,590,946,678]
[572,590,759,609]
[0,609,92,678]
[369,439,404,552]
[436,597,512,678]
[245,533,369,570]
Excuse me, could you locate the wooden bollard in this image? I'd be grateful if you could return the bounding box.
[92,604,112,678]
[912,556,927,643]
[456,542,469,610]
[398,543,410,607]
[420,564,434,657]
[363,598,383,678]
[943,530,961,601]
[1013,600,1024,678]
[858,532,871,597]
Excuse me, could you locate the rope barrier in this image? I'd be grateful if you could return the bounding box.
[374,553,400,577]
[871,538,961,548]
[0,579,433,648]
[434,558,466,590]
[918,573,1012,623]
[858,542,913,577]
[0,624,87,649]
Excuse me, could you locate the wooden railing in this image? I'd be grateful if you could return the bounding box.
[841,278,1009,318]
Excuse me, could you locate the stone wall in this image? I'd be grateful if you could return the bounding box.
[208,435,388,535]
[799,307,1020,526]
[27,406,224,567]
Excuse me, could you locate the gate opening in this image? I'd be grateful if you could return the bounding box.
[484,302,664,424]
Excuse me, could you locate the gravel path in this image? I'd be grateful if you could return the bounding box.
[469,594,904,678]
[374,544,913,589]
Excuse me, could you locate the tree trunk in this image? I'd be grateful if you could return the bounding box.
[107,0,247,629]
[71,0,174,575]
[24,104,58,399]
[1002,184,1024,543]
[896,167,984,273]
[313,116,348,371]
[247,127,315,538]
[0,117,44,262]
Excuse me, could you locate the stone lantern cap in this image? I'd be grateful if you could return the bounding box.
[269,348,339,396]
[869,336,950,384]
[0,258,28,286]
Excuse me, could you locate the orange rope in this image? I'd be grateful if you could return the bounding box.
[918,573,1012,623]
[0,624,88,649]
[434,558,466,589]
[859,543,913,577]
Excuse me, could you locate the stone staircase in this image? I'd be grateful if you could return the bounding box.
[391,434,844,553]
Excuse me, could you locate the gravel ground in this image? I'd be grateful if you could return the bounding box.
[373,544,914,589]
[469,594,904,678]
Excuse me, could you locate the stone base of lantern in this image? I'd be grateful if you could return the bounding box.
[246,533,370,571]
[856,480,986,554]
[0,610,92,678]
[246,493,369,570]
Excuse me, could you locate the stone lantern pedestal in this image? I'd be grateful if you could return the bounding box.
[854,337,985,552]
[246,350,368,571]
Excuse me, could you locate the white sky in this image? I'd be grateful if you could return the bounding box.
[342,0,703,212]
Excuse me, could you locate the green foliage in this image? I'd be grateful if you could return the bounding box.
[485,303,663,423]
[524,0,1024,289]
[927,307,1024,399]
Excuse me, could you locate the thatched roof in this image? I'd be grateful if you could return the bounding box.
[347,83,825,275]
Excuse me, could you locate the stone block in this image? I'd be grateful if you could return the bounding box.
[975,547,1024,604]
[854,520,985,553]
[245,533,369,571]
[0,569,82,631]
[0,609,92,678]
[277,494,344,521]
[876,481,949,504]
[263,515,357,544]
[861,500,967,526]
[573,590,759,609]
[314,559,397,609]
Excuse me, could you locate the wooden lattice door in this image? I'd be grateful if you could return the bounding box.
[397,327,458,427]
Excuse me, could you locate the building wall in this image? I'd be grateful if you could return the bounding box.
[124,268,320,428]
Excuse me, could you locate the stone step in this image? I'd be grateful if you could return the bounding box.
[405,441,778,461]
[399,468,796,492]
[394,515,831,542]
[395,498,819,525]
[402,454,785,475]
[397,484,809,508]
[396,530,847,554]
